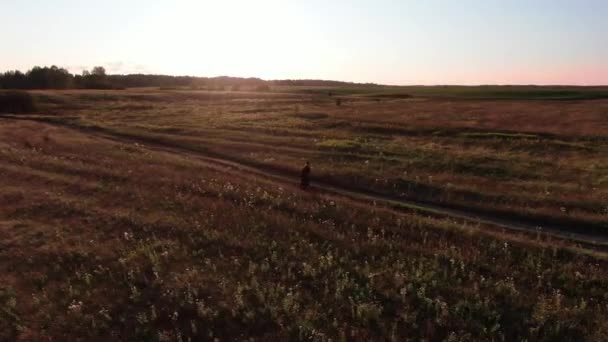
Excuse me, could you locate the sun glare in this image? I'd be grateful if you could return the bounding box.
[134,0,328,79]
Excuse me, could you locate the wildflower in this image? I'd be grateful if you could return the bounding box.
[98,308,111,321]
[123,232,131,240]
[68,300,83,313]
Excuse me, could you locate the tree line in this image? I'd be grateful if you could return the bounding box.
[0,66,110,89]
[0,65,370,90]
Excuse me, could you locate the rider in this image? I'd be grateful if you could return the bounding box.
[300,161,311,189]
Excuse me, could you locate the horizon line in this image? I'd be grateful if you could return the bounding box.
[1,65,607,88]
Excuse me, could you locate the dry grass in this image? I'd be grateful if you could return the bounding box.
[0,90,608,341]
[28,88,607,232]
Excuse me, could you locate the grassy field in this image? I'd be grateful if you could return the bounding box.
[1,87,608,340]
[31,87,608,232]
[275,84,608,100]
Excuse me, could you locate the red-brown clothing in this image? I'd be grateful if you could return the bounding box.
[301,165,311,188]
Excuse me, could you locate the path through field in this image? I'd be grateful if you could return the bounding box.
[3,115,608,251]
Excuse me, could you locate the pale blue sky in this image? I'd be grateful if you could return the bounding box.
[1,0,606,84]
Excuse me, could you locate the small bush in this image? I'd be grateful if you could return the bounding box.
[0,91,37,114]
[0,286,19,341]
[255,84,271,92]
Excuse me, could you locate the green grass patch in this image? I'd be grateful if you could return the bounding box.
[460,132,539,139]
[317,138,362,151]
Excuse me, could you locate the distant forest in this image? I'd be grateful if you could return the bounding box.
[0,65,371,90]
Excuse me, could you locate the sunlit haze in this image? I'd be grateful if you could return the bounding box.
[1,0,607,85]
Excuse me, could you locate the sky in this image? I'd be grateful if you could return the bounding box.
[1,0,607,85]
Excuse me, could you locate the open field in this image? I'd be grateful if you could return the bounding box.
[276,85,608,101]
[1,87,608,340]
[28,87,608,233]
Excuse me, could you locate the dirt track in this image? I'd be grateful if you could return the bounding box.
[3,114,608,252]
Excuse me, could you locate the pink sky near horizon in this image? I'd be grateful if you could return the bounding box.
[401,64,608,86]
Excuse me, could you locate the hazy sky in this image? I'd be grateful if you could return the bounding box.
[1,0,607,84]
